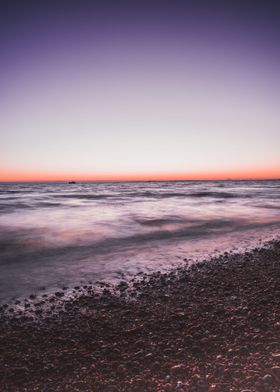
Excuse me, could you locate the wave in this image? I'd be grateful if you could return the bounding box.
[190,191,239,198]
[0,203,33,211]
[36,202,63,207]
[54,190,243,201]
[0,201,64,212]
[1,218,280,268]
[135,216,187,226]
[260,204,280,210]
[0,218,242,263]
[58,193,113,200]
[125,191,241,199]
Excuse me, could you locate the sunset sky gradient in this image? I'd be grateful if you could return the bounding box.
[1,1,280,181]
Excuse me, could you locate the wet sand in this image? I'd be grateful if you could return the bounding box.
[1,240,280,391]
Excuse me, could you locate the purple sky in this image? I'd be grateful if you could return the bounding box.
[1,1,280,180]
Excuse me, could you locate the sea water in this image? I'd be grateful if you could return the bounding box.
[0,180,279,302]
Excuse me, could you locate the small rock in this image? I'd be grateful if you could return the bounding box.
[55,292,64,298]
[171,364,185,374]
[272,366,280,377]
[176,380,183,388]
[263,374,273,383]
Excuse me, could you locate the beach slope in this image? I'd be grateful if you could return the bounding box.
[1,241,280,391]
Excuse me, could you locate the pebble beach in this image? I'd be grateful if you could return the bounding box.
[1,240,280,391]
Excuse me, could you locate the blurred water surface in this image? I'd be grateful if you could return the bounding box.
[0,180,279,301]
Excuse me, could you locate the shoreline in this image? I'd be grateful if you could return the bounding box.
[1,240,280,391]
[1,230,279,308]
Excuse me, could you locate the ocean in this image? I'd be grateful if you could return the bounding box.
[0,180,279,303]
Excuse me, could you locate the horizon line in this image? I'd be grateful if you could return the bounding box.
[1,177,280,183]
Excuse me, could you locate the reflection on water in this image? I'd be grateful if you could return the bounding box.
[0,180,279,302]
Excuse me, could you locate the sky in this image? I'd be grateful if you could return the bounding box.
[1,0,280,181]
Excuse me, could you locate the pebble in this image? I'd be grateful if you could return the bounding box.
[176,380,183,388]
[263,374,273,383]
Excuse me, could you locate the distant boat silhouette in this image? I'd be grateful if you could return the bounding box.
[68,181,76,184]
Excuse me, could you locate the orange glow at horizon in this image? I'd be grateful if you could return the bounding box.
[1,167,280,182]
